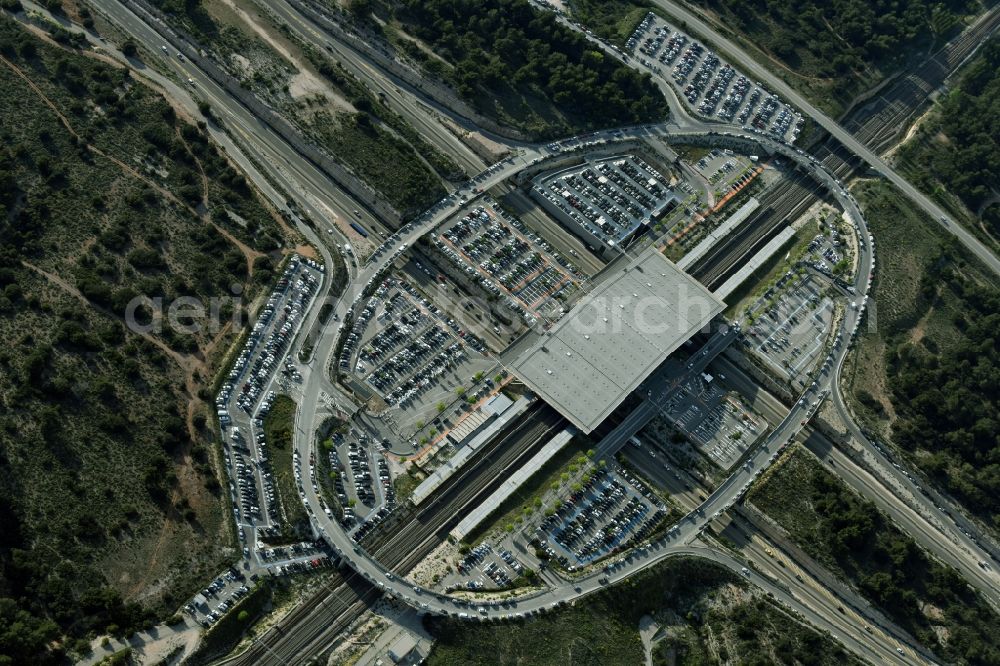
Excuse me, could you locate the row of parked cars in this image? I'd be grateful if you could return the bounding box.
[369,325,450,391]
[457,542,493,573]
[218,257,320,420]
[228,428,265,525]
[398,279,490,356]
[185,568,252,628]
[359,297,423,366]
[432,236,537,329]
[346,439,376,505]
[536,468,667,567]
[353,506,391,542]
[339,288,384,372]
[325,439,352,523]
[627,13,803,141]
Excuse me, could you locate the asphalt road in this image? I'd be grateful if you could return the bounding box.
[48,3,996,658]
[209,122,899,666]
[647,0,1000,277]
[258,123,891,665]
[258,0,487,175]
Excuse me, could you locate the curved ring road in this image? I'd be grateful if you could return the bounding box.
[644,0,1000,276]
[52,1,996,658]
[286,124,933,666]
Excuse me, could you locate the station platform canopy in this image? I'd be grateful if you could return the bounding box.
[505,246,724,432]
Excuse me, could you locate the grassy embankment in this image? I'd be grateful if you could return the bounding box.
[845,181,1000,532]
[262,395,312,541]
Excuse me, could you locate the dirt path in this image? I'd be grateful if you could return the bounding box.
[3,51,276,277]
[22,261,196,372]
[22,257,215,588]
[23,258,212,591]
[639,614,660,666]
[0,54,202,215]
[176,125,212,211]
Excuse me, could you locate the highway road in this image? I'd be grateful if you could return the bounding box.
[715,355,1000,611]
[646,0,1000,276]
[49,3,996,658]
[257,0,492,174]
[832,389,1000,572]
[726,514,939,664]
[86,0,401,239]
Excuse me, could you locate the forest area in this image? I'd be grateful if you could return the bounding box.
[752,447,1000,665]
[391,0,665,137]
[884,247,1000,526]
[898,36,1000,239]
[691,0,977,113]
[0,14,285,663]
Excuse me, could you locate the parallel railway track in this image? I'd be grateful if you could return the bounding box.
[214,8,1000,664]
[688,3,1000,290]
[221,405,563,665]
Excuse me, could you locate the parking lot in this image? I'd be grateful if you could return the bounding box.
[533,154,679,250]
[743,272,835,382]
[181,542,332,628]
[530,465,668,569]
[648,373,768,470]
[436,202,583,322]
[182,568,255,628]
[340,272,499,438]
[446,543,529,592]
[694,149,756,190]
[628,13,802,141]
[322,425,397,529]
[217,256,322,537]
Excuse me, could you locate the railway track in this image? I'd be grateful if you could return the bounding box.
[843,4,1000,154]
[213,9,1000,665]
[688,172,822,288]
[688,5,1000,290]
[223,405,563,665]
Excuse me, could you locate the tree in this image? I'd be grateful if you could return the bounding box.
[237,610,249,623]
[348,0,373,18]
[122,40,138,58]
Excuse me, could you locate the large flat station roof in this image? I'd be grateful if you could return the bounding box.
[506,246,724,432]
